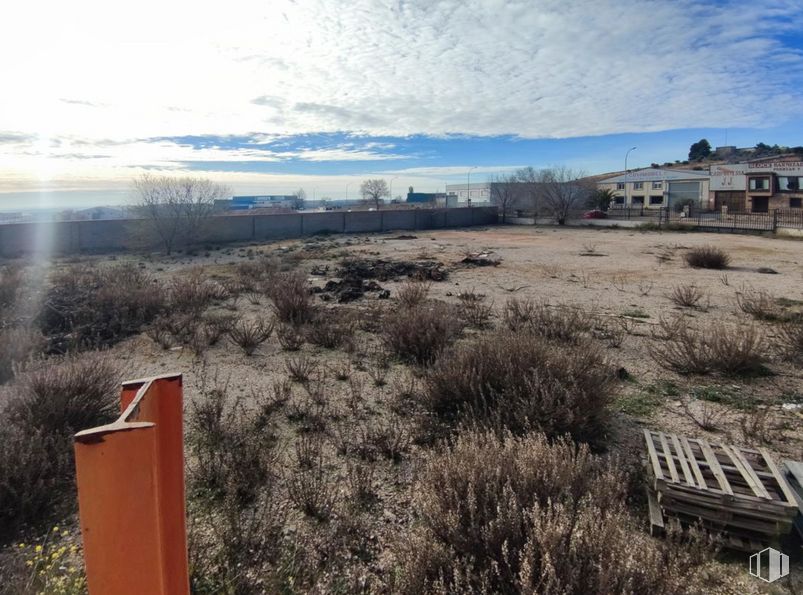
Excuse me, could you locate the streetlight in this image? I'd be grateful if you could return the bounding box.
[345,183,349,201]
[467,166,477,206]
[624,147,636,209]
[389,176,399,203]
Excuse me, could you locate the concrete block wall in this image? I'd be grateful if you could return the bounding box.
[0,207,498,257]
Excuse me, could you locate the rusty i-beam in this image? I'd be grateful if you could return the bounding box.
[74,373,189,595]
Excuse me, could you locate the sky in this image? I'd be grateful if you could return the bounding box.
[1,0,803,210]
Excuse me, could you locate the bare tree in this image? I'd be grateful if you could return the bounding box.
[490,173,520,223]
[132,174,230,254]
[292,188,307,210]
[535,167,591,225]
[359,179,389,209]
[514,166,540,221]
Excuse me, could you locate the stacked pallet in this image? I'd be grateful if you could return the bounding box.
[643,430,800,551]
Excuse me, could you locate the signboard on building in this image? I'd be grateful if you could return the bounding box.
[747,161,803,175]
[710,164,748,191]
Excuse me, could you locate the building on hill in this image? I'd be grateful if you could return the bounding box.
[596,168,710,210]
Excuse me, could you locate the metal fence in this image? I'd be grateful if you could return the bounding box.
[607,206,803,233]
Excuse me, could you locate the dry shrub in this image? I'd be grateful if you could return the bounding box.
[305,310,355,349]
[397,279,430,308]
[383,301,463,365]
[683,245,730,269]
[227,316,275,355]
[235,256,280,292]
[277,323,304,351]
[201,312,235,345]
[187,372,278,506]
[168,269,217,314]
[458,291,493,329]
[0,263,24,316]
[594,317,626,348]
[778,318,803,361]
[502,297,537,331]
[669,284,706,309]
[0,354,119,539]
[424,332,612,442]
[39,264,165,351]
[735,285,785,321]
[268,270,315,325]
[395,430,707,594]
[346,460,377,505]
[146,317,174,350]
[8,353,119,435]
[186,373,283,594]
[286,354,318,383]
[651,316,768,376]
[504,298,594,343]
[287,451,337,520]
[680,397,724,431]
[0,326,44,383]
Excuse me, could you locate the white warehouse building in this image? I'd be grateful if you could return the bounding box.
[597,168,710,210]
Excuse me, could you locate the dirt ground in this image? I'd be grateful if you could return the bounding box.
[14,224,803,592]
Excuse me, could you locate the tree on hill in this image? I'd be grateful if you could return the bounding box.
[688,139,711,161]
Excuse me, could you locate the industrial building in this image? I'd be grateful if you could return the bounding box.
[405,187,448,205]
[597,168,710,210]
[445,183,493,205]
[215,195,300,211]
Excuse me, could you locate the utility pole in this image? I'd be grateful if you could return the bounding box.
[467,166,477,206]
[624,147,636,210]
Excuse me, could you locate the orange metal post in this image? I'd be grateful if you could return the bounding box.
[74,373,189,595]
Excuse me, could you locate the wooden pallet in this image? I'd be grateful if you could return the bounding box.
[643,430,799,545]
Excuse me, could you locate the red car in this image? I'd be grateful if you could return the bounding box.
[583,209,608,219]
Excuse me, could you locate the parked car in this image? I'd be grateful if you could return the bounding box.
[583,209,608,219]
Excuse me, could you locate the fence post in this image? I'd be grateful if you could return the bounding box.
[74,373,189,595]
[772,209,778,232]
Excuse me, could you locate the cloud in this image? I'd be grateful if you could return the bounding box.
[1,0,802,197]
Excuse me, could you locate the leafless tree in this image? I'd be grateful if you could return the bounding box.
[490,173,520,223]
[535,167,591,225]
[359,179,389,209]
[292,188,307,210]
[514,166,541,220]
[132,173,230,254]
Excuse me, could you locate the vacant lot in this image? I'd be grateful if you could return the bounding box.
[1,225,801,593]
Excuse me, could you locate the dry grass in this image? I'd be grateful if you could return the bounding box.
[395,429,708,594]
[286,354,318,383]
[683,245,730,269]
[424,331,613,442]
